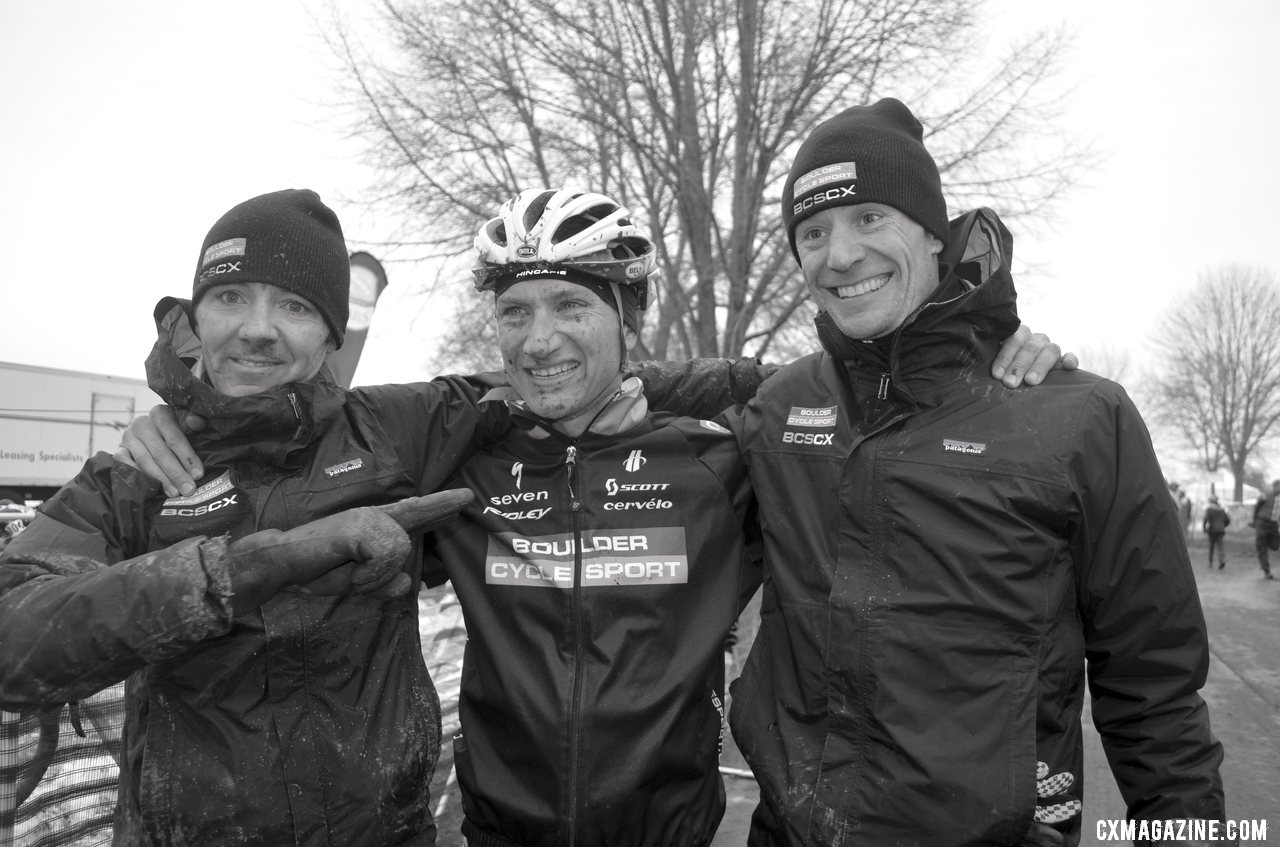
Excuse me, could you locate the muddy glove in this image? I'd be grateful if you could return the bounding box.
[1021,761,1082,846]
[226,489,473,615]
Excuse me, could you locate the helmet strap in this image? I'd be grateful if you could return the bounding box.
[609,282,629,371]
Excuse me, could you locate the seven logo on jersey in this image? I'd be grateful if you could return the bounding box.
[486,527,689,589]
[485,487,551,521]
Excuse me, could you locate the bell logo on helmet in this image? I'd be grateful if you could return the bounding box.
[516,244,537,259]
[625,262,644,279]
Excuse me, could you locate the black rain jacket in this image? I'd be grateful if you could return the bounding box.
[714,209,1225,845]
[0,298,503,846]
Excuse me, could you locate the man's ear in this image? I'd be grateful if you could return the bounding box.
[928,233,944,257]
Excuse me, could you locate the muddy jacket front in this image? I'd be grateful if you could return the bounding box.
[712,210,1225,845]
[426,382,760,847]
[0,298,504,846]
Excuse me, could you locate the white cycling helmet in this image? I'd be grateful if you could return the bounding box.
[472,188,656,311]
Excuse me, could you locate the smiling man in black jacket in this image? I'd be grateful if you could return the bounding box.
[0,190,480,846]
[702,98,1227,847]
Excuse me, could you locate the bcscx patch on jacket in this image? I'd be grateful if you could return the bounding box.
[153,471,246,525]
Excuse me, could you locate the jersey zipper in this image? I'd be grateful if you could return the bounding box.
[877,372,891,400]
[564,443,584,847]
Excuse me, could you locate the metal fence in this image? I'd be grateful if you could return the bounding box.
[0,684,123,847]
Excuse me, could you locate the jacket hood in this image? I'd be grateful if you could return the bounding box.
[145,296,346,467]
[814,207,1021,382]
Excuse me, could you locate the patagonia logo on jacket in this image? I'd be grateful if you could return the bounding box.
[942,438,987,456]
[323,458,365,477]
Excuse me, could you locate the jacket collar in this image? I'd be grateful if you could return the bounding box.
[481,376,650,443]
[814,208,1022,398]
[144,296,347,468]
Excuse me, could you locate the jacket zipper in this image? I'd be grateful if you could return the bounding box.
[564,444,583,847]
[877,372,891,400]
[520,392,619,845]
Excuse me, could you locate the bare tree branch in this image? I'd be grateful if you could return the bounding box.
[1148,265,1280,501]
[328,0,1091,369]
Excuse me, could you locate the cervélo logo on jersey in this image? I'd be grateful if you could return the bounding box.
[158,471,239,518]
[485,527,689,589]
[604,477,673,511]
[781,406,837,446]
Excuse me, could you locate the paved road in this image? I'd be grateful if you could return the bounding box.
[420,530,1279,845]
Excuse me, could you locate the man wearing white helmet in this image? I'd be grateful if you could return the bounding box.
[429,187,761,846]
[116,186,1069,846]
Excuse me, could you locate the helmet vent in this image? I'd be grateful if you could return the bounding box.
[523,190,557,232]
[555,203,616,242]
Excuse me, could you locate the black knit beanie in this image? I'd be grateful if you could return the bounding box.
[782,98,948,262]
[192,189,350,348]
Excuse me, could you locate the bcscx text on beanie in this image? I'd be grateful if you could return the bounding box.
[192,189,351,348]
[782,97,948,261]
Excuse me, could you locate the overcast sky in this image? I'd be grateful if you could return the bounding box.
[2,0,1277,387]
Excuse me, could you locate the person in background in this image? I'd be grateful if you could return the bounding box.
[1202,495,1231,570]
[1249,479,1280,580]
[1172,482,1194,541]
[0,189,479,846]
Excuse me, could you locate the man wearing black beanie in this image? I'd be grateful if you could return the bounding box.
[708,98,1226,846]
[0,189,483,846]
